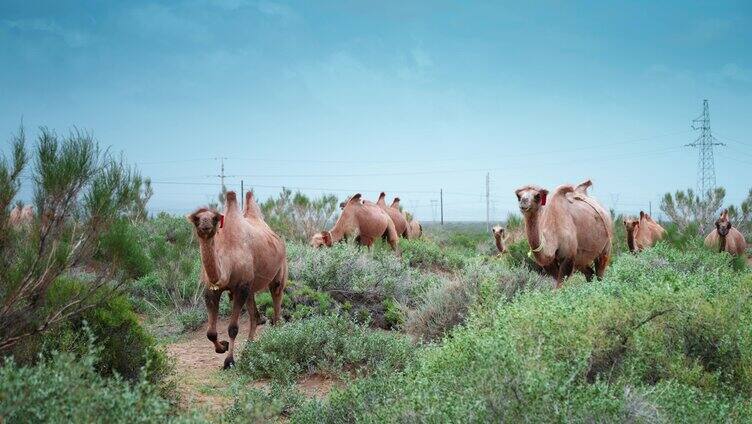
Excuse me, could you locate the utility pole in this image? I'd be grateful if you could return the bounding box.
[240,180,244,209]
[649,201,652,217]
[687,99,724,195]
[440,189,444,225]
[485,173,490,232]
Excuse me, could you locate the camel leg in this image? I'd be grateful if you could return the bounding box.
[556,258,574,289]
[204,288,228,354]
[224,286,249,369]
[385,222,401,255]
[594,253,610,280]
[246,292,258,341]
[269,264,287,325]
[582,266,595,282]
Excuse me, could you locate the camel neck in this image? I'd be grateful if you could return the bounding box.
[524,211,542,252]
[198,236,221,284]
[494,234,505,253]
[627,229,636,253]
[719,234,726,253]
[329,225,345,243]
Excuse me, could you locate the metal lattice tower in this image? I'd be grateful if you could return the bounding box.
[686,99,724,195]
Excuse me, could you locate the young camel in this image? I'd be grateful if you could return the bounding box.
[623,211,666,253]
[704,209,747,256]
[492,225,507,255]
[515,181,613,288]
[312,193,400,253]
[187,191,287,369]
[377,193,409,238]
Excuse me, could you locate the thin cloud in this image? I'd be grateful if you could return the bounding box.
[2,18,90,48]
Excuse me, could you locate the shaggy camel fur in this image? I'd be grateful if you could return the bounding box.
[623,211,665,253]
[516,181,613,288]
[492,225,506,255]
[188,191,287,369]
[704,209,747,256]
[315,193,400,253]
[377,193,409,238]
[9,204,33,228]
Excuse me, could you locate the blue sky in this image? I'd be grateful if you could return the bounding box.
[1,1,751,221]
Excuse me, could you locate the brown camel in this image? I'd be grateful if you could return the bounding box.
[9,204,33,228]
[492,225,506,255]
[515,181,613,288]
[314,193,400,253]
[704,209,747,256]
[623,211,666,253]
[407,218,422,239]
[187,191,287,369]
[377,193,409,238]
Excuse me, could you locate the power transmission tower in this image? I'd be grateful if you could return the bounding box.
[686,99,724,195]
[485,173,490,232]
[214,157,229,189]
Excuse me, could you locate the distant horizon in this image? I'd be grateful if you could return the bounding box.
[2,1,751,221]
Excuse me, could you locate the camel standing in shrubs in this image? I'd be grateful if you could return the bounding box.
[623,211,665,253]
[187,191,287,369]
[492,225,507,255]
[312,193,400,253]
[377,192,409,238]
[515,180,612,288]
[705,209,747,256]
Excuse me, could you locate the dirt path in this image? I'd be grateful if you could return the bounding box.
[164,317,340,414]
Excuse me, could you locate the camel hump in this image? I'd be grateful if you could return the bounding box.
[553,185,575,198]
[349,193,362,205]
[574,179,592,195]
[225,191,238,204]
[243,191,264,219]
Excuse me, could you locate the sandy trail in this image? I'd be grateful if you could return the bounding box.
[165,316,339,413]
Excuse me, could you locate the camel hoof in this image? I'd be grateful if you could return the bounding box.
[216,340,229,354]
[223,356,235,370]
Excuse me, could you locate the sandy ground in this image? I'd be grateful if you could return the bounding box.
[165,316,340,413]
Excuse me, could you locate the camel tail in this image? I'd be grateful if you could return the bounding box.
[243,191,265,220]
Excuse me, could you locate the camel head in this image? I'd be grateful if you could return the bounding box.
[187,208,223,240]
[492,225,505,239]
[623,217,639,233]
[515,185,548,214]
[310,232,327,248]
[319,230,334,247]
[716,210,732,237]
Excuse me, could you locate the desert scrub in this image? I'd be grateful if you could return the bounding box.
[223,381,305,423]
[10,277,173,390]
[293,244,752,422]
[237,315,414,383]
[405,260,550,343]
[0,342,189,424]
[286,242,440,303]
[399,238,467,271]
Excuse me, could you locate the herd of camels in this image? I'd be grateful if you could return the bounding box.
[9,180,746,369]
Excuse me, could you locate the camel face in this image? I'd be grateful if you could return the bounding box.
[310,232,330,248]
[492,225,505,238]
[623,218,639,233]
[515,186,547,214]
[188,209,222,239]
[716,219,732,237]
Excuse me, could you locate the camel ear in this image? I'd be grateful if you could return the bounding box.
[514,188,523,201]
[213,213,225,229]
[186,212,199,225]
[539,189,548,206]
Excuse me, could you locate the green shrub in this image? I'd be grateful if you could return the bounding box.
[177,307,207,332]
[96,219,153,279]
[382,297,405,328]
[223,381,304,423]
[294,244,752,422]
[400,238,466,271]
[237,315,414,383]
[12,277,173,390]
[0,342,182,423]
[504,238,543,271]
